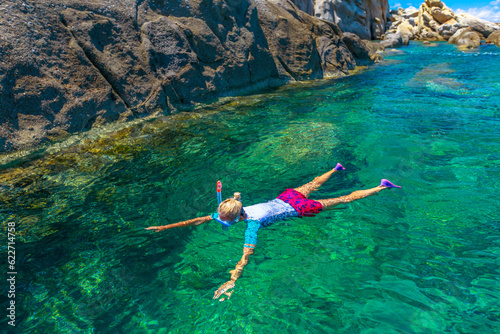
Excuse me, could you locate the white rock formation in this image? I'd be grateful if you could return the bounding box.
[383,0,499,49]
[291,0,390,40]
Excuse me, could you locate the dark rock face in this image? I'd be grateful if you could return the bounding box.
[60,8,167,116]
[0,0,358,153]
[342,32,382,65]
[0,2,130,152]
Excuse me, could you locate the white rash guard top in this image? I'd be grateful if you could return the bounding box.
[243,198,299,247]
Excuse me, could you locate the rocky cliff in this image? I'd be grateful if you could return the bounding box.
[383,0,500,49]
[292,0,390,40]
[1,0,375,153]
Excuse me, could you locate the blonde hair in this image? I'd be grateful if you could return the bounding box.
[218,192,242,220]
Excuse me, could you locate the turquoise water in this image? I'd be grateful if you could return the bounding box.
[1,42,499,333]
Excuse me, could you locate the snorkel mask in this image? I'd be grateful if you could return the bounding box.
[214,181,245,230]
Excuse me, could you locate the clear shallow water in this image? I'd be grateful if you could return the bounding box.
[1,42,499,333]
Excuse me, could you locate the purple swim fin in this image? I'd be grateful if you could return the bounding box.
[380,179,402,188]
[334,163,345,171]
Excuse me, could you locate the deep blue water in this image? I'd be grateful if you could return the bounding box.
[1,42,499,333]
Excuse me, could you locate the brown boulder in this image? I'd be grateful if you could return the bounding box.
[398,20,416,39]
[342,33,382,65]
[380,32,406,48]
[404,9,420,19]
[389,13,400,22]
[257,0,355,80]
[425,0,444,9]
[449,28,482,50]
[422,10,433,23]
[457,33,482,50]
[430,7,454,24]
[455,13,499,38]
[438,18,461,40]
[428,19,440,31]
[486,30,500,46]
[419,27,445,41]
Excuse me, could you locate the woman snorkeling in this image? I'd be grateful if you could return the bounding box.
[145,163,402,301]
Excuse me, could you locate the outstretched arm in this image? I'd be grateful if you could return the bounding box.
[213,246,254,301]
[213,219,260,301]
[145,215,212,232]
[230,245,255,281]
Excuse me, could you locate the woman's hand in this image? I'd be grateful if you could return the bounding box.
[213,280,235,301]
[144,226,165,232]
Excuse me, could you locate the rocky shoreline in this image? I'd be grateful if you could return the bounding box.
[0,0,373,154]
[382,0,500,49]
[1,0,498,155]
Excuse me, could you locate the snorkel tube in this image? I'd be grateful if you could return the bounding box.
[217,180,222,205]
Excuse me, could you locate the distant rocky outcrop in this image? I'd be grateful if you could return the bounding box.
[0,0,372,153]
[384,0,500,49]
[291,0,390,40]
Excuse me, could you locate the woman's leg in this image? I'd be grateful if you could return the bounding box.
[293,163,344,198]
[317,180,401,210]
